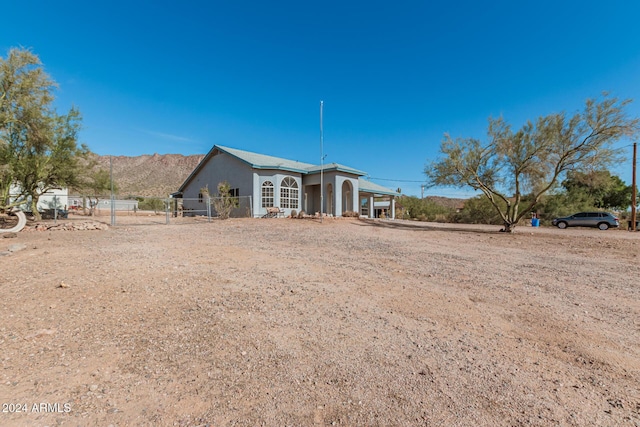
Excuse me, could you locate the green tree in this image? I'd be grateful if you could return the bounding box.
[562,170,631,210]
[425,96,639,232]
[0,48,87,219]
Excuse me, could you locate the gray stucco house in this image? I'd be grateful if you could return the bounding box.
[176,145,399,218]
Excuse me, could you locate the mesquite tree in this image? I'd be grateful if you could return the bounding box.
[425,96,639,232]
[0,48,87,219]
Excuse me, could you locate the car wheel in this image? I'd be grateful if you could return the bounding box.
[598,222,609,230]
[556,221,568,229]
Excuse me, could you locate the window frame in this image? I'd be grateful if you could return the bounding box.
[280,176,299,209]
[261,181,274,208]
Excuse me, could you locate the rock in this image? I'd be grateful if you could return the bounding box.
[2,232,17,238]
[24,329,57,339]
[7,243,27,252]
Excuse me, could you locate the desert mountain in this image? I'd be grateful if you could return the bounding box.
[92,153,204,198]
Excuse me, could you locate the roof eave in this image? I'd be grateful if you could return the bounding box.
[252,165,309,174]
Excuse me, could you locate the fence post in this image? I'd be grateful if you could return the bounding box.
[54,195,58,224]
[110,194,116,226]
[249,195,252,218]
[165,198,170,225]
[207,197,212,222]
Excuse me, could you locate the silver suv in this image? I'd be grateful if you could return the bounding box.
[552,212,619,230]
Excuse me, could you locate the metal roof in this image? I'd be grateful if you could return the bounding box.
[216,145,315,173]
[304,162,366,176]
[179,145,398,195]
[358,178,401,196]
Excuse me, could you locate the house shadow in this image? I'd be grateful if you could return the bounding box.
[352,218,505,234]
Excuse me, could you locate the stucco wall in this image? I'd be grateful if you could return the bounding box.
[254,171,303,217]
[310,171,359,216]
[182,152,253,216]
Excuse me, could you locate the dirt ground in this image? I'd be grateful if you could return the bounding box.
[1,216,639,426]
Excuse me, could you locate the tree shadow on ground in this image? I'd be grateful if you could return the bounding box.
[352,218,505,234]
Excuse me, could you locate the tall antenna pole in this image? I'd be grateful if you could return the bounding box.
[631,142,637,231]
[320,100,324,223]
[110,155,115,226]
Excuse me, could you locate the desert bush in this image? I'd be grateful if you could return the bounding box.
[397,196,453,221]
[138,197,165,213]
[450,195,504,225]
[342,210,359,217]
[211,181,238,220]
[290,210,297,218]
[297,210,306,219]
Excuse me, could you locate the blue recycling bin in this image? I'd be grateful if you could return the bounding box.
[531,218,540,227]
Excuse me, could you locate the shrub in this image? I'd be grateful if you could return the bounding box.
[290,210,297,218]
[396,196,454,221]
[211,181,238,220]
[138,198,165,213]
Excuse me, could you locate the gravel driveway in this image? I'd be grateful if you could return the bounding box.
[1,217,639,426]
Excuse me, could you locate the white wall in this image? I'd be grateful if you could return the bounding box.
[313,172,359,216]
[9,184,68,211]
[254,171,303,217]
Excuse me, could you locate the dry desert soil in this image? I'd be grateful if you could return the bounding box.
[1,216,639,426]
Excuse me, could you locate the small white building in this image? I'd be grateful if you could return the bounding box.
[67,196,138,212]
[9,185,68,212]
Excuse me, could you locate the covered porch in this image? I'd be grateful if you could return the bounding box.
[358,178,400,219]
[359,192,396,219]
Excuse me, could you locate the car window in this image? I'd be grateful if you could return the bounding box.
[587,213,599,217]
[575,213,588,218]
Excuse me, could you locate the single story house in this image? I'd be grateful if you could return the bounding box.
[175,145,399,218]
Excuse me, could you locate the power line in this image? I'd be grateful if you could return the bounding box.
[367,177,426,183]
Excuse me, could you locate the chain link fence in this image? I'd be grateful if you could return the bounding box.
[62,195,253,226]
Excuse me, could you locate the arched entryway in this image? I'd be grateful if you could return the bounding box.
[342,180,353,214]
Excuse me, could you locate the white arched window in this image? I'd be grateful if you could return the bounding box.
[261,181,274,207]
[280,177,299,209]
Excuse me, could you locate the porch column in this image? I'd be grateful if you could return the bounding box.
[369,195,374,218]
[391,197,396,219]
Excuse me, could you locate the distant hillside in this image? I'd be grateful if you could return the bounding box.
[81,155,468,205]
[425,196,467,210]
[92,153,204,197]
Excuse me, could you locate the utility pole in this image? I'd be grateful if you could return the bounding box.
[320,101,324,224]
[632,142,637,231]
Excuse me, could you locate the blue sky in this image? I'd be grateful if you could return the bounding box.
[2,1,640,197]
